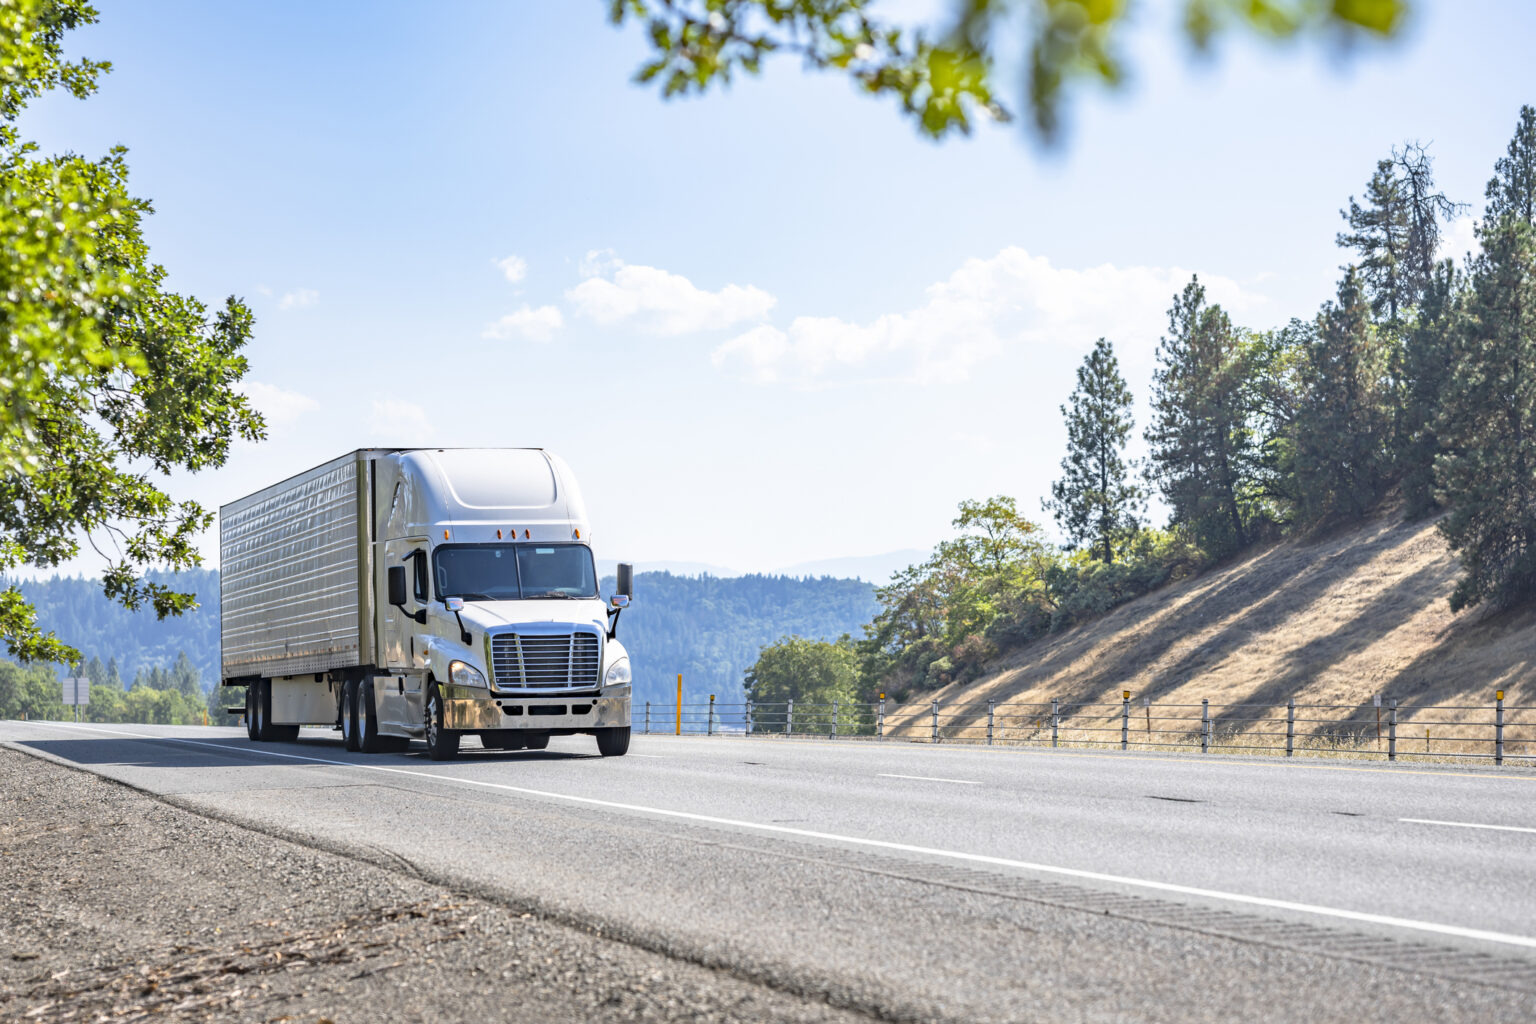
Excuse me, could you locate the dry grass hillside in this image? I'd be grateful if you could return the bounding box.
[888,508,1535,749]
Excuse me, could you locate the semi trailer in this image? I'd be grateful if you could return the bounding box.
[219,448,633,760]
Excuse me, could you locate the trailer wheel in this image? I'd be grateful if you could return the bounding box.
[595,727,630,757]
[341,677,362,752]
[245,684,260,741]
[423,683,459,761]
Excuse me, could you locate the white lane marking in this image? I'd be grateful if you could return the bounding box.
[1401,817,1536,835]
[878,773,982,786]
[13,722,1536,951]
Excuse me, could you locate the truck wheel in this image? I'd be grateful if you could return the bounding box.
[523,732,549,751]
[595,727,630,757]
[341,677,361,752]
[358,677,388,753]
[423,684,459,761]
[246,684,261,741]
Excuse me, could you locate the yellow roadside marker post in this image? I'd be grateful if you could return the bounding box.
[676,673,682,736]
[1496,690,1505,766]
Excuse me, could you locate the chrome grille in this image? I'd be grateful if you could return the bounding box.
[490,632,601,690]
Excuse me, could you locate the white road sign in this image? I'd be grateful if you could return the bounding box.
[62,677,90,706]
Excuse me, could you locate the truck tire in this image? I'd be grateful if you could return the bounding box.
[358,677,395,753]
[341,677,361,752]
[523,732,550,751]
[595,727,630,757]
[245,684,260,741]
[256,680,301,743]
[423,684,459,761]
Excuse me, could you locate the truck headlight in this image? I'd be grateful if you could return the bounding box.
[449,660,486,690]
[604,658,631,687]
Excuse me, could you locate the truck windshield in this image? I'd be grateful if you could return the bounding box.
[433,543,597,601]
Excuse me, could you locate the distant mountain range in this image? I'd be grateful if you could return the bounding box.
[597,549,926,587]
[12,569,880,707]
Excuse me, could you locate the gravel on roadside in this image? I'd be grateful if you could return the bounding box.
[0,747,871,1024]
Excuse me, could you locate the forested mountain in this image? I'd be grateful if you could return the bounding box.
[8,570,877,708]
[604,573,879,706]
[12,570,222,686]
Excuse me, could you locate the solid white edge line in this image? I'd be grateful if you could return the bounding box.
[877,773,982,785]
[1401,817,1536,835]
[12,721,1536,952]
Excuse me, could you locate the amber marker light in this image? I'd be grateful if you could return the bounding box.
[443,529,450,540]
[574,528,581,539]
[496,529,503,539]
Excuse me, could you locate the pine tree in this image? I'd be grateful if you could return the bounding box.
[1292,268,1394,522]
[172,651,201,697]
[84,655,107,688]
[1436,109,1536,611]
[1045,338,1144,562]
[1484,105,1536,228]
[1399,260,1463,518]
[1396,143,1467,301]
[1145,277,1256,558]
[106,657,123,691]
[1338,159,1411,323]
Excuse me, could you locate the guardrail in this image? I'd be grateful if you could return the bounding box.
[633,692,1534,765]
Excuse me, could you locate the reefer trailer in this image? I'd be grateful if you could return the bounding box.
[219,448,634,759]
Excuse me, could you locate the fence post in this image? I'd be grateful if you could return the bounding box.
[1201,699,1210,754]
[787,697,794,736]
[645,701,650,735]
[1121,691,1130,751]
[1496,690,1505,766]
[1286,699,1295,757]
[877,695,885,739]
[708,694,715,736]
[832,700,839,739]
[931,701,939,744]
[1051,698,1059,748]
[1388,700,1397,761]
[746,699,754,736]
[987,701,995,745]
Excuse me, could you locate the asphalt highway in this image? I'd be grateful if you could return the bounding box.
[5,720,1535,1022]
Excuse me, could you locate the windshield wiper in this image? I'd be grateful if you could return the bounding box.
[453,593,497,601]
[525,591,576,599]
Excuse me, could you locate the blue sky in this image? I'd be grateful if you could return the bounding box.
[27,1,1536,576]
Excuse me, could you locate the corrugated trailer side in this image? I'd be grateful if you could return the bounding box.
[219,450,376,682]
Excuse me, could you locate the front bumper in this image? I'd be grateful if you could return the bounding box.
[443,694,630,731]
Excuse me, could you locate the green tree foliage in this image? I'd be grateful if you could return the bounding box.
[1290,268,1395,522]
[1045,337,1143,563]
[1399,260,1463,518]
[609,0,1406,142]
[743,634,860,733]
[0,659,210,724]
[1435,109,1536,611]
[1338,158,1411,324]
[0,1,264,665]
[1145,277,1259,557]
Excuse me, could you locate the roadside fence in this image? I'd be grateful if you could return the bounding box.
[632,690,1534,765]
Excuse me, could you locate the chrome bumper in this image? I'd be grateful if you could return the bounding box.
[444,694,630,731]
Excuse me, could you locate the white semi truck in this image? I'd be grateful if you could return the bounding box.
[219,448,634,760]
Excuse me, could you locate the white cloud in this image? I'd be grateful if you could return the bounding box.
[240,381,318,426]
[566,251,775,335]
[495,254,528,283]
[712,246,1269,386]
[482,304,564,343]
[369,399,434,440]
[1436,214,1479,263]
[278,288,319,311]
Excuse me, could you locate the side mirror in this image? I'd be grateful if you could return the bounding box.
[388,565,407,606]
[616,563,634,599]
[610,595,630,609]
[444,596,464,612]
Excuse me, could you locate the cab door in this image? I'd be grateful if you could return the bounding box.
[378,538,429,727]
